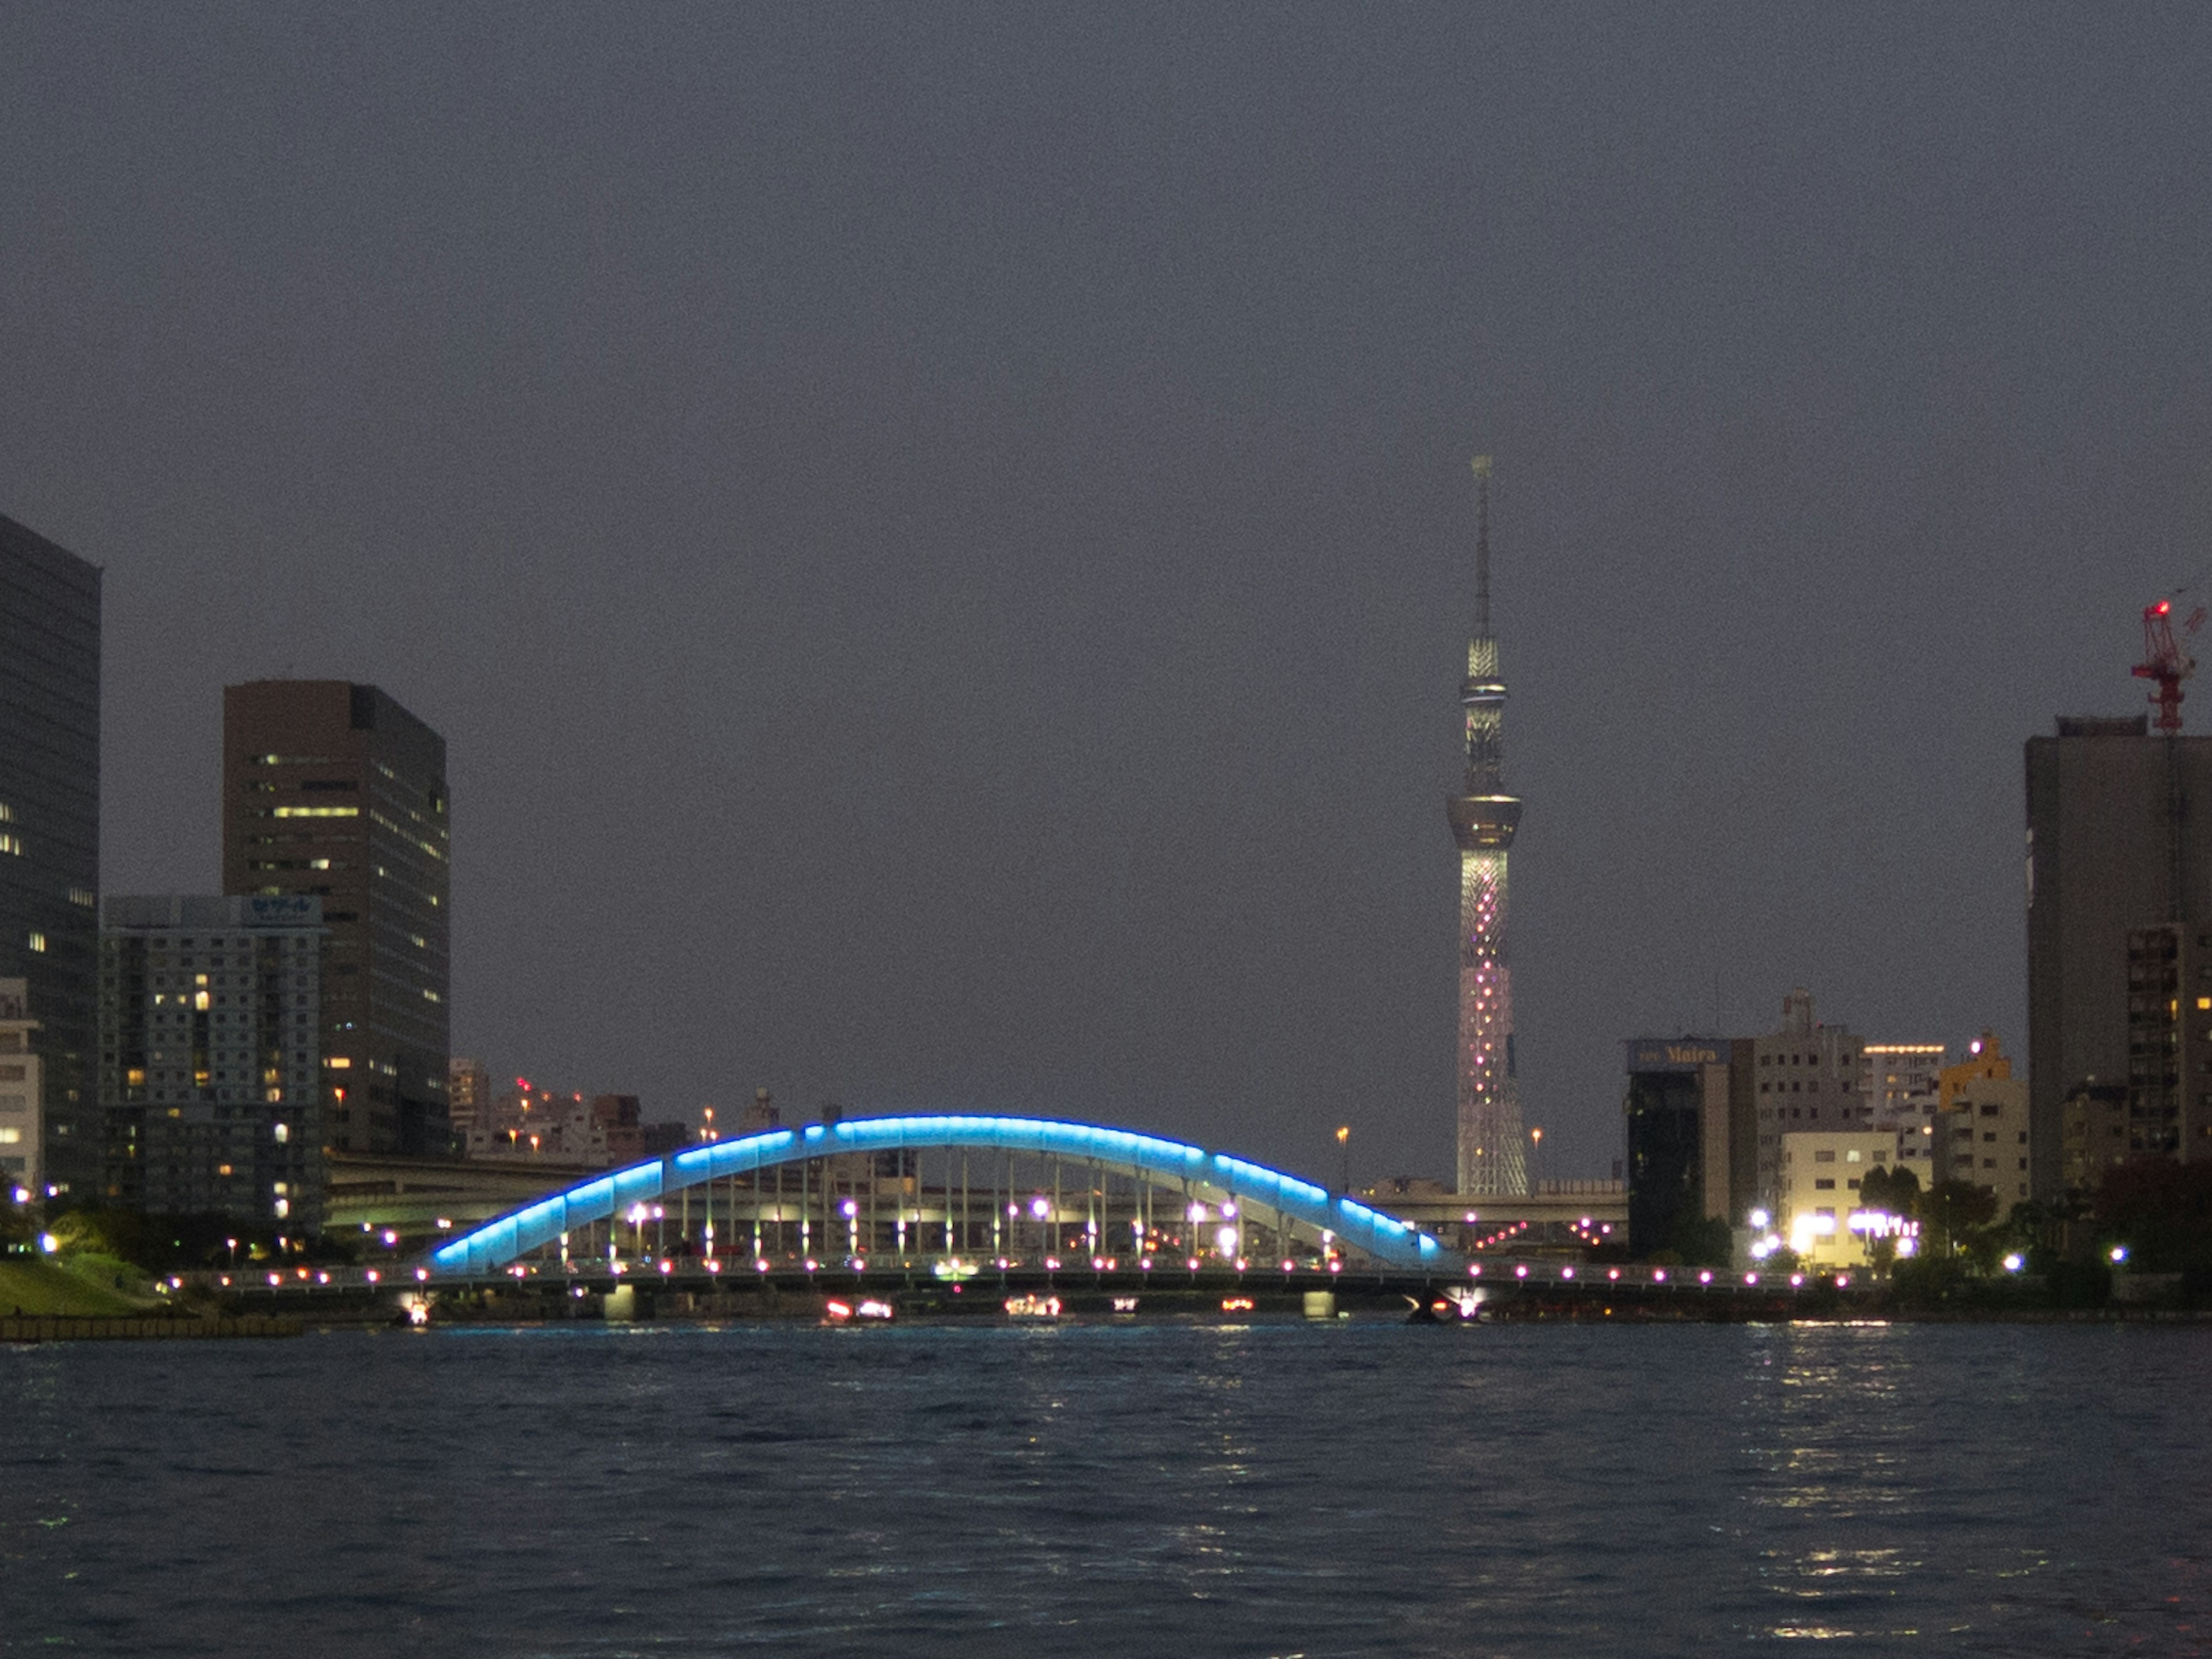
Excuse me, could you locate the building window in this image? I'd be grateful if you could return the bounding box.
[25,933,46,953]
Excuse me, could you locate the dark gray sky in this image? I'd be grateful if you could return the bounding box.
[7,6,2212,1184]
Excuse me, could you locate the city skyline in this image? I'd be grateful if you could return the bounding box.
[7,10,2212,1182]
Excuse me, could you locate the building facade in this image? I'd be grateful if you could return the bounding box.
[223,681,450,1157]
[2026,715,2212,1194]
[1937,1074,2031,1210]
[1862,1041,1945,1183]
[98,895,327,1229]
[2119,923,2212,1162]
[1448,458,1528,1196]
[1749,990,1865,1213]
[1622,1037,1729,1256]
[2061,1084,2130,1194]
[0,514,100,1202]
[0,979,43,1195]
[1778,1129,1896,1267]
[448,1055,490,1139]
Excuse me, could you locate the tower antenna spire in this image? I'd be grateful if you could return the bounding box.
[1471,455,1494,637]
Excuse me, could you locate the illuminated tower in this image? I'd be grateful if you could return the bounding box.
[1448,457,1527,1195]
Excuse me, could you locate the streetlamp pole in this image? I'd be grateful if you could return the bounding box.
[1336,1125,1351,1196]
[1529,1126,1543,1194]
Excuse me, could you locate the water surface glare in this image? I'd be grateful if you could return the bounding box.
[2,1320,2205,1656]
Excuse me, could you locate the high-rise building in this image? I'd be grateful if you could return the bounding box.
[223,682,450,1157]
[0,514,100,1202]
[1621,1037,1730,1257]
[2119,923,2212,1162]
[1448,457,1527,1196]
[1746,989,1863,1214]
[98,895,326,1229]
[2025,715,2212,1194]
[0,979,43,1195]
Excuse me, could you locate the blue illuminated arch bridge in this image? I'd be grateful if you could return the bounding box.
[429,1114,1455,1279]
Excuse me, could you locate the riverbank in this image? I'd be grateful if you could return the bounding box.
[0,1256,156,1318]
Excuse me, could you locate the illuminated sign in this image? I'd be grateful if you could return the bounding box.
[1624,1038,1725,1074]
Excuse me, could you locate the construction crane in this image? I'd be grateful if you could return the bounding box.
[2133,596,2205,733]
[2133,594,2206,922]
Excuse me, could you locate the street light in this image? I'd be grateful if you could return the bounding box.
[1336,1125,1350,1194]
[1529,1126,1543,1190]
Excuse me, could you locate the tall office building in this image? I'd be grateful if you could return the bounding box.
[1448,459,1528,1196]
[2025,715,2212,1195]
[0,979,43,1195]
[1745,989,1863,1214]
[99,896,326,1228]
[1621,1037,1730,1257]
[0,514,100,1200]
[223,683,450,1156]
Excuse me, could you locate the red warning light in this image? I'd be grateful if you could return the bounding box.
[2158,600,2172,615]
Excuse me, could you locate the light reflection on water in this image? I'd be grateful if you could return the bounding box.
[0,1320,2205,1656]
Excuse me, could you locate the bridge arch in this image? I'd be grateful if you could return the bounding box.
[429,1114,1453,1276]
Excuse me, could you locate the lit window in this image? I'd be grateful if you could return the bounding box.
[0,1128,18,1144]
[273,1123,289,1143]
[272,806,360,819]
[68,888,94,907]
[0,835,21,857]
[25,933,45,953]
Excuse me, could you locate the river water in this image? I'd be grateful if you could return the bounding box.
[1,1318,2205,1656]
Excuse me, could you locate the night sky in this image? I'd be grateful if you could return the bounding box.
[6,7,2212,1184]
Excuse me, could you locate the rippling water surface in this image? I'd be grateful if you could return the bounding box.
[2,1319,2206,1656]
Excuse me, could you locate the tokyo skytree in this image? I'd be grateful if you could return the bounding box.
[1448,456,1528,1196]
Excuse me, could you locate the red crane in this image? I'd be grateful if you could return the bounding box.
[2133,597,2205,733]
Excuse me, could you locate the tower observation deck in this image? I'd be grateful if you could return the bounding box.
[1449,457,1527,1196]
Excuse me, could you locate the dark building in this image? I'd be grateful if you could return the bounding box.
[2121,923,2212,1164]
[1622,1037,1730,1256]
[223,682,450,1157]
[0,514,100,1201]
[98,896,327,1230]
[2026,716,2212,1195]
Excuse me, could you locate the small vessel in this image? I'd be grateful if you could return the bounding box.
[1406,1289,1484,1323]
[1003,1294,1062,1320]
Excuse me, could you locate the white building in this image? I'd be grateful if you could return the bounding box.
[1777,1129,1897,1267]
